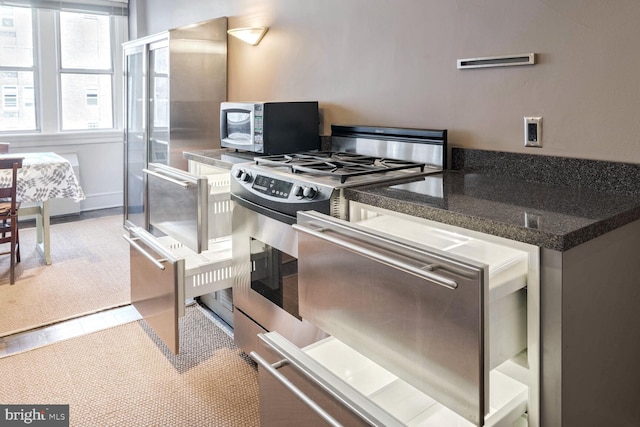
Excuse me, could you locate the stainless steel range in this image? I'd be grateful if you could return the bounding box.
[230,125,447,354]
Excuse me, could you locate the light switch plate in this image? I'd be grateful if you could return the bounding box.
[524,117,542,147]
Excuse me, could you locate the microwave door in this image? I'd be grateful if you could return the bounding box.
[145,163,208,253]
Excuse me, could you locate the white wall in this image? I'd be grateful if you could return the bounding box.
[131,0,640,164]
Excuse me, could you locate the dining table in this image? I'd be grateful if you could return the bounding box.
[0,152,85,265]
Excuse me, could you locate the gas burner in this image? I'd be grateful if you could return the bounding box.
[255,152,426,183]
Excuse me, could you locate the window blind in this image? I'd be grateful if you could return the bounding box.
[0,0,128,16]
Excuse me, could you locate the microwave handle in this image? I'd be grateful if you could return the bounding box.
[250,351,343,427]
[293,223,458,290]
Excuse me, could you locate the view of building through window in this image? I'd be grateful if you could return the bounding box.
[0,6,115,133]
[0,6,35,131]
[59,11,113,130]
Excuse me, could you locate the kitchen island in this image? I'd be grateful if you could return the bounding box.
[344,148,640,427]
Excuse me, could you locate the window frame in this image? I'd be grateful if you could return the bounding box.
[0,4,126,144]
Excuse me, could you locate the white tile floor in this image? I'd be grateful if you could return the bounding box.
[0,305,142,358]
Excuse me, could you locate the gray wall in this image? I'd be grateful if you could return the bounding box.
[131,0,640,164]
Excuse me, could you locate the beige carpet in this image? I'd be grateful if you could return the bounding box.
[0,215,130,336]
[0,305,260,426]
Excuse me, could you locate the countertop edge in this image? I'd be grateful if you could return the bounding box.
[344,187,640,251]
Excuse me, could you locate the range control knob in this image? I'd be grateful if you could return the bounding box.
[292,186,304,198]
[234,168,244,179]
[240,171,253,183]
[302,186,317,199]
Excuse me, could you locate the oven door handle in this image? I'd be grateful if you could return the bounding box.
[293,223,458,290]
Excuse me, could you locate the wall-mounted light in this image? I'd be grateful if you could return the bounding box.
[227,27,269,46]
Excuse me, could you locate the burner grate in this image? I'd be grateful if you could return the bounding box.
[255,152,425,183]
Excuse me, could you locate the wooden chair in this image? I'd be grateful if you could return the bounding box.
[0,158,24,284]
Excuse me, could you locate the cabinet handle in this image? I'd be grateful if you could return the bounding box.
[250,351,343,427]
[293,223,458,290]
[123,234,167,270]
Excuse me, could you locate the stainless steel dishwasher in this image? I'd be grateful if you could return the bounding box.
[125,162,233,354]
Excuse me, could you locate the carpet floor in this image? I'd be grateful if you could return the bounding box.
[0,215,130,336]
[0,305,260,426]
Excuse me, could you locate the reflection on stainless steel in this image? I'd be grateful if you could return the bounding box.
[128,227,184,355]
[252,332,403,427]
[390,175,444,198]
[331,136,445,169]
[296,211,488,425]
[232,203,325,354]
[146,163,209,253]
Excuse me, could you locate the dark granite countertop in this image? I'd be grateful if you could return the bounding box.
[183,149,255,170]
[344,171,640,251]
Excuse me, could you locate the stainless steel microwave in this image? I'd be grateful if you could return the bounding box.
[220,101,320,154]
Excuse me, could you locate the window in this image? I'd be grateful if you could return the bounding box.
[0,2,127,136]
[0,5,34,131]
[2,85,17,108]
[59,11,113,130]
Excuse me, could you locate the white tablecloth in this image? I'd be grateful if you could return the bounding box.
[0,152,85,203]
[0,152,85,265]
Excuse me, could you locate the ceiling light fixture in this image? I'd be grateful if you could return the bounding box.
[227,27,269,46]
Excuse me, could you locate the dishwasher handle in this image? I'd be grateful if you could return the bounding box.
[143,168,190,188]
[255,332,404,427]
[293,223,458,290]
[123,234,167,270]
[250,351,343,427]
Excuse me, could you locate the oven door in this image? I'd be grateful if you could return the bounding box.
[231,201,325,354]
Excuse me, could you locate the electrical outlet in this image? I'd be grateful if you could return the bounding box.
[524,117,542,147]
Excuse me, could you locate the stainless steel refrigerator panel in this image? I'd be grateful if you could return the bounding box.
[167,20,228,170]
[295,211,489,426]
[123,17,227,230]
[127,227,185,354]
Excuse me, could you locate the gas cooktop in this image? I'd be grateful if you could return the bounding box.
[229,124,447,220]
[254,151,429,184]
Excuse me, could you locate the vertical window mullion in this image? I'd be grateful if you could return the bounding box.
[35,8,60,133]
